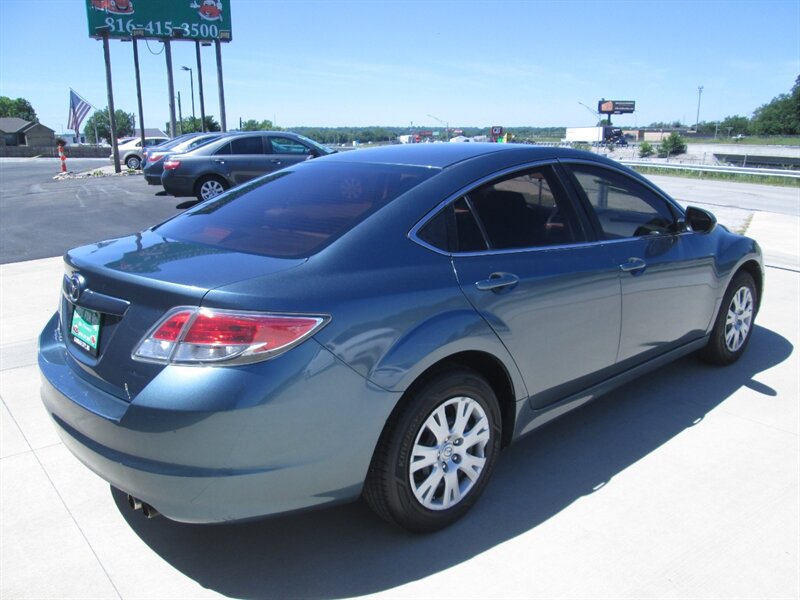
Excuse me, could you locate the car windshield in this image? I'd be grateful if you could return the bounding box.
[154,162,437,258]
[172,135,220,153]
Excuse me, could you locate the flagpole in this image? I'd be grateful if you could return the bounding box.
[71,88,100,145]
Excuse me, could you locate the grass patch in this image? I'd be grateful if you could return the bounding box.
[688,136,800,146]
[630,165,800,188]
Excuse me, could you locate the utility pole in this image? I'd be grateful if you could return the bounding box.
[695,86,704,132]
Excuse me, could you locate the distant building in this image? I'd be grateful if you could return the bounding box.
[0,117,55,147]
[128,128,169,140]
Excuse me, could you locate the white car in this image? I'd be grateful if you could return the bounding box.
[110,136,169,169]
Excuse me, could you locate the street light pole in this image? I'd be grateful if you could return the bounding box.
[427,113,449,141]
[181,66,196,131]
[177,91,183,135]
[695,86,704,132]
[196,41,208,132]
[578,101,601,123]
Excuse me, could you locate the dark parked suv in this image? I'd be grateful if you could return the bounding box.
[161,131,333,201]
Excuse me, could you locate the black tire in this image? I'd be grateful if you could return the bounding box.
[702,271,757,365]
[364,367,501,533]
[125,155,141,170]
[195,176,228,201]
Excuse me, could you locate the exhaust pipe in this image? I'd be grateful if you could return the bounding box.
[127,494,160,518]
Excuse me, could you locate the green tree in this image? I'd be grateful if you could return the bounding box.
[718,115,751,136]
[693,121,718,136]
[657,132,687,157]
[648,121,686,129]
[0,96,38,121]
[85,108,134,143]
[240,119,276,131]
[638,141,655,158]
[172,115,221,134]
[750,76,800,135]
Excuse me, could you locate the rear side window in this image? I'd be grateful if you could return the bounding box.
[468,168,582,249]
[230,136,266,155]
[417,198,487,253]
[155,162,437,258]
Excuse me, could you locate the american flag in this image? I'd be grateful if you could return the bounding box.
[67,89,92,134]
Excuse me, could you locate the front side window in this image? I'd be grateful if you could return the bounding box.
[568,165,677,239]
[269,137,311,155]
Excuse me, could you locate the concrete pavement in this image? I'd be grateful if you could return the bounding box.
[1,211,798,599]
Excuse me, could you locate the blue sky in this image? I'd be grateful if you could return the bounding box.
[0,0,798,133]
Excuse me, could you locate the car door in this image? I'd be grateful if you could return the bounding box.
[446,165,622,409]
[223,135,272,184]
[562,162,718,364]
[267,135,316,169]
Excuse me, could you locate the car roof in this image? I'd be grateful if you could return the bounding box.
[318,143,606,169]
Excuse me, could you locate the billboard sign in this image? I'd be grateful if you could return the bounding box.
[86,1,232,41]
[598,100,636,115]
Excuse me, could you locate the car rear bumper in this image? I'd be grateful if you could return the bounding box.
[160,174,196,197]
[38,313,399,523]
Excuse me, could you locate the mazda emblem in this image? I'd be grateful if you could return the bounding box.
[67,274,85,303]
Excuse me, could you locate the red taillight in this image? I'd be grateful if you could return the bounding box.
[133,308,328,365]
[152,310,192,341]
[163,159,181,171]
[148,152,167,164]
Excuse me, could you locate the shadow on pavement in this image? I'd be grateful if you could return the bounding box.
[113,324,792,599]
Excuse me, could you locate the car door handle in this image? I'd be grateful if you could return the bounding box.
[475,272,520,292]
[620,257,647,273]
[270,159,282,164]
[214,159,225,164]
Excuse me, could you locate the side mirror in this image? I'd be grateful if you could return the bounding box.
[306,148,320,159]
[685,206,717,234]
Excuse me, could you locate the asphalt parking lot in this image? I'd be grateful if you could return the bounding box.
[0,158,183,264]
[0,159,798,599]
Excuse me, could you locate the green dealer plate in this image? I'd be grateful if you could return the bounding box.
[70,306,101,356]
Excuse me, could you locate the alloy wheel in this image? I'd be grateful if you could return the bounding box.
[409,396,490,511]
[725,286,754,352]
[200,179,225,200]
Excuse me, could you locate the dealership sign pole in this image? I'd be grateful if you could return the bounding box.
[97,26,121,173]
[85,1,232,141]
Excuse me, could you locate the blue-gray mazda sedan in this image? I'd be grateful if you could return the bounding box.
[39,144,763,532]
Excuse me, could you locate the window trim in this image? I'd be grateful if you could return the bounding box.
[557,158,688,242]
[409,160,593,256]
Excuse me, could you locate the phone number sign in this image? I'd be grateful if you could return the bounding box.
[86,1,233,41]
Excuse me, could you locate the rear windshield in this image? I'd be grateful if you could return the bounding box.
[154,161,437,258]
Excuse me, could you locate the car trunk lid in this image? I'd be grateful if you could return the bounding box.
[60,230,305,401]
